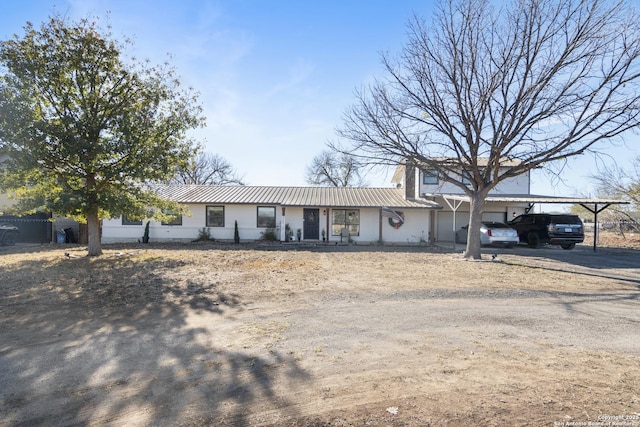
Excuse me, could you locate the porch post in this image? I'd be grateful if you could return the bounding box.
[379,208,383,244]
[280,207,286,242]
[325,208,330,244]
[441,196,465,251]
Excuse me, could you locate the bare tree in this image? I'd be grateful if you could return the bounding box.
[305,150,365,187]
[335,0,640,259]
[589,157,640,227]
[169,152,245,185]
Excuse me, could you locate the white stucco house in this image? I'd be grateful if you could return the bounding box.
[3,150,624,246]
[101,158,539,245]
[94,157,631,246]
[101,185,443,245]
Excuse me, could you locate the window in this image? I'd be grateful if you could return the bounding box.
[423,169,439,185]
[122,215,142,226]
[161,210,182,226]
[331,209,360,236]
[257,206,276,228]
[206,206,225,227]
[461,172,471,185]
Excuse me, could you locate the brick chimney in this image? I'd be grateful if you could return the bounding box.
[405,158,416,200]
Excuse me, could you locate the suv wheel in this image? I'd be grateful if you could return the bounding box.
[561,243,576,250]
[527,232,540,248]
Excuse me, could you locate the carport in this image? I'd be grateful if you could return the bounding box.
[423,193,630,252]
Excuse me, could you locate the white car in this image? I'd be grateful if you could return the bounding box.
[455,222,519,248]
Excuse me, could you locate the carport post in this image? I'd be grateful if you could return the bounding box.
[579,202,612,253]
[452,209,456,251]
[593,203,598,253]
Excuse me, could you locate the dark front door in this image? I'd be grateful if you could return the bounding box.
[303,209,320,240]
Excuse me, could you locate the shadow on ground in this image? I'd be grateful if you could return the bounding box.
[0,253,309,426]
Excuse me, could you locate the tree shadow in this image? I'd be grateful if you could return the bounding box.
[541,290,640,316]
[484,244,640,287]
[0,253,310,425]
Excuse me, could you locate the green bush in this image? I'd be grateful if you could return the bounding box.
[193,227,214,242]
[260,228,279,241]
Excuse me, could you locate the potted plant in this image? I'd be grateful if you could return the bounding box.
[296,228,302,241]
[234,220,240,244]
[321,229,326,242]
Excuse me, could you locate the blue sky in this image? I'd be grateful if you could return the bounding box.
[1,0,639,199]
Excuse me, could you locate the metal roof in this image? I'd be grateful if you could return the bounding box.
[153,185,442,209]
[423,193,630,205]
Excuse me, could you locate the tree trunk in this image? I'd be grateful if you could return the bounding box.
[86,211,102,256]
[463,191,488,260]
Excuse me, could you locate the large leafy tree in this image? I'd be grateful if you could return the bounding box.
[336,0,640,259]
[0,16,204,256]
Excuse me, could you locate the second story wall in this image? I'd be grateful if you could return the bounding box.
[419,169,530,195]
[392,160,531,198]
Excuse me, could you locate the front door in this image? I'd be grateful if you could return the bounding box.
[303,209,320,240]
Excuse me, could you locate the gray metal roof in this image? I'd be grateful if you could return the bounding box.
[154,185,442,209]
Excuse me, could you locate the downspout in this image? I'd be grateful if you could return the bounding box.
[378,208,383,244]
[325,208,330,244]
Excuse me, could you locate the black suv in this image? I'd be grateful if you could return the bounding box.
[508,213,584,250]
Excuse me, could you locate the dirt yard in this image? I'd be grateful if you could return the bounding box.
[1,232,639,426]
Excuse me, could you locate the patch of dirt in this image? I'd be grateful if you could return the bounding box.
[588,230,640,250]
[1,240,639,426]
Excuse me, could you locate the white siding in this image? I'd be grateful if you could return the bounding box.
[101,218,146,243]
[492,173,530,194]
[282,207,307,241]
[102,204,434,245]
[419,170,530,196]
[380,208,430,244]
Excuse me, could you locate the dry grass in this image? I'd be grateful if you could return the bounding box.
[1,234,639,426]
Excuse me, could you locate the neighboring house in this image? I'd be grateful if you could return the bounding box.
[101,185,442,244]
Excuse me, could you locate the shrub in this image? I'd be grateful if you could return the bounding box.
[193,227,214,242]
[142,221,150,243]
[260,228,279,241]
